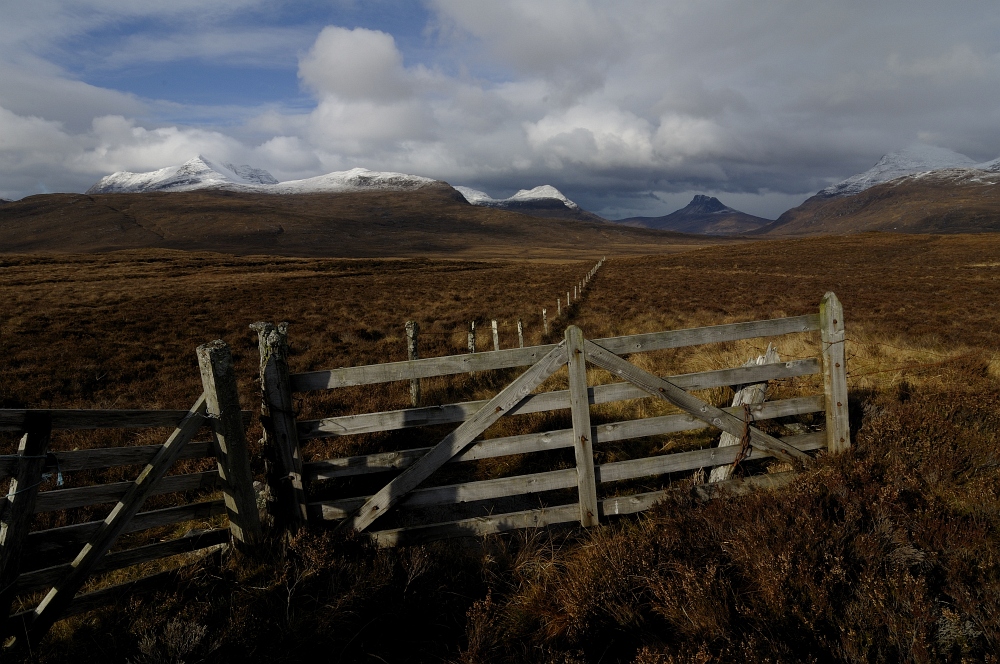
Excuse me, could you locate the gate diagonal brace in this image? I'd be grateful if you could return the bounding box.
[25,395,209,644]
[345,341,570,533]
[582,340,812,469]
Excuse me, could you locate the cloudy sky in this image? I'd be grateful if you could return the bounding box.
[2,0,999,218]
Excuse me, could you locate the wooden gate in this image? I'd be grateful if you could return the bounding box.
[255,292,849,546]
[0,341,260,646]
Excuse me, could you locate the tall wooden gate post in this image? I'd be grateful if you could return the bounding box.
[0,414,51,638]
[819,292,851,454]
[197,340,263,546]
[565,326,599,527]
[251,323,308,527]
[405,321,421,407]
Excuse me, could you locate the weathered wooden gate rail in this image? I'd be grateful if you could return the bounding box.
[256,292,850,546]
[0,341,260,646]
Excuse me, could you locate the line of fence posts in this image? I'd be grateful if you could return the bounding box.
[392,257,607,409]
[545,257,604,329]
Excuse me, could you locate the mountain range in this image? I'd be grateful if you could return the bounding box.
[763,145,1000,235]
[87,156,437,195]
[5,142,1000,259]
[614,195,771,235]
[85,155,601,224]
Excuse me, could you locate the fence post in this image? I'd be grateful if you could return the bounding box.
[0,413,51,639]
[517,319,524,348]
[820,292,851,454]
[468,321,476,353]
[567,291,570,308]
[542,308,548,334]
[251,322,308,528]
[197,340,263,546]
[405,321,420,407]
[492,320,500,351]
[565,326,599,527]
[557,298,561,316]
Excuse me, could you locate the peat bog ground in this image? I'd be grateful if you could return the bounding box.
[3,233,1000,662]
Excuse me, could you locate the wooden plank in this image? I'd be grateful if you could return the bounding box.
[597,432,824,484]
[0,442,215,481]
[289,314,821,391]
[33,471,219,514]
[692,471,797,501]
[0,411,250,434]
[311,468,579,520]
[252,322,308,526]
[27,396,208,641]
[346,342,569,532]
[820,292,851,454]
[24,500,228,564]
[709,345,779,483]
[583,340,813,467]
[304,396,826,480]
[13,528,231,594]
[0,414,51,638]
[566,326,598,526]
[309,433,823,519]
[368,471,799,547]
[5,569,181,639]
[370,503,581,547]
[297,358,821,440]
[198,341,262,546]
[0,409,191,432]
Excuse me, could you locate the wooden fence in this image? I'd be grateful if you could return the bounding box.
[254,292,850,546]
[0,341,260,646]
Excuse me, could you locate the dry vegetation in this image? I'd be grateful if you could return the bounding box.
[3,232,1000,662]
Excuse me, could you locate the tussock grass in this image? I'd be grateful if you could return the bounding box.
[3,232,1000,662]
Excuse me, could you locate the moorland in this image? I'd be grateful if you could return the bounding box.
[3,232,1000,662]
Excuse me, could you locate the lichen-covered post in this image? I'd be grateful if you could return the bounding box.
[542,308,548,334]
[491,320,500,351]
[198,340,263,546]
[517,319,524,348]
[820,292,851,454]
[405,321,421,407]
[250,322,308,528]
[467,321,476,353]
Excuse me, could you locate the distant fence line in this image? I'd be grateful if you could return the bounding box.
[404,257,606,407]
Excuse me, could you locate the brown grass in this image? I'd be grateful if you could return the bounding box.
[3,232,1000,662]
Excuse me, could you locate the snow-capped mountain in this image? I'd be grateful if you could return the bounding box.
[453,184,607,223]
[455,185,579,210]
[820,145,980,197]
[269,168,435,194]
[87,156,276,194]
[86,156,436,195]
